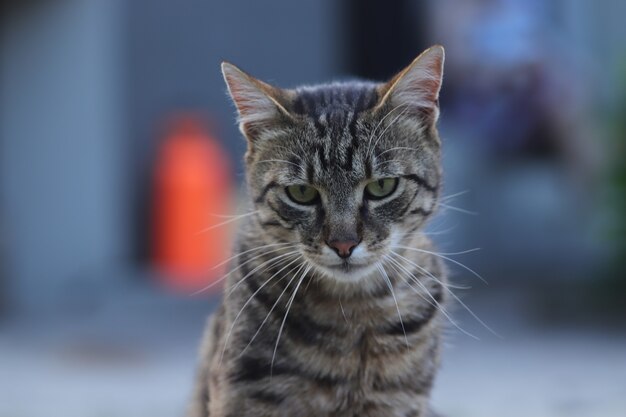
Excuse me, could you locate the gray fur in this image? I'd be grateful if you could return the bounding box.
[190,46,447,417]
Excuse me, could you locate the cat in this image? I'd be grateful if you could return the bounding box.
[190,45,447,417]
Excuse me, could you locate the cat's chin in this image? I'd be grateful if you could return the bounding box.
[314,261,379,283]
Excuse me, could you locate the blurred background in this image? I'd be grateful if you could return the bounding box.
[1,0,625,416]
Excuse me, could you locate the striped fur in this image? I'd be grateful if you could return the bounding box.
[190,46,447,417]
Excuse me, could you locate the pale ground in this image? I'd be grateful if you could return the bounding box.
[1,287,625,417]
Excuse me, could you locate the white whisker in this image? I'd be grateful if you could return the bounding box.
[271,264,312,377]
[212,242,296,270]
[339,298,349,325]
[225,250,301,298]
[419,226,458,236]
[368,105,412,160]
[207,210,258,219]
[377,262,409,348]
[390,252,499,338]
[366,103,408,157]
[303,271,316,293]
[256,159,301,168]
[190,244,299,295]
[439,203,478,216]
[393,246,488,284]
[377,146,421,157]
[217,255,303,368]
[373,158,406,168]
[394,246,481,256]
[239,261,308,357]
[400,225,459,239]
[391,252,471,290]
[197,211,259,233]
[440,190,470,201]
[385,254,479,340]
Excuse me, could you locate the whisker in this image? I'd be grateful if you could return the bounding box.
[339,298,349,325]
[393,246,488,284]
[439,203,478,216]
[391,252,471,290]
[206,210,259,219]
[400,224,459,239]
[303,271,316,293]
[419,227,458,236]
[385,254,479,340]
[273,145,304,161]
[394,246,481,256]
[384,255,444,309]
[256,159,301,168]
[217,255,303,368]
[440,190,470,201]
[225,250,301,298]
[197,211,259,234]
[373,158,406,168]
[212,242,297,270]
[271,264,312,377]
[366,103,408,157]
[377,262,409,348]
[390,252,499,338]
[382,257,435,307]
[377,146,421,157]
[190,244,299,295]
[368,105,412,160]
[239,261,308,357]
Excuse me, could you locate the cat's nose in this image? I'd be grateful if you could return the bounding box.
[327,240,359,259]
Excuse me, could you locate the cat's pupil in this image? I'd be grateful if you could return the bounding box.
[299,185,307,195]
[378,179,384,188]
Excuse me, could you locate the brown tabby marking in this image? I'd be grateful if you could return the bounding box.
[190,46,448,417]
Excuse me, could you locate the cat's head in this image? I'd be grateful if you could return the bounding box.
[222,46,444,285]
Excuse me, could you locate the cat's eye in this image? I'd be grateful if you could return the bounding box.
[286,184,320,205]
[364,178,398,200]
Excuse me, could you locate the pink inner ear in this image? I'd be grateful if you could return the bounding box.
[408,78,439,103]
[223,75,280,132]
[389,50,443,114]
[421,55,443,99]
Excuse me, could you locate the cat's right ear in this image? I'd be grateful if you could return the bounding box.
[221,62,293,144]
[375,45,445,124]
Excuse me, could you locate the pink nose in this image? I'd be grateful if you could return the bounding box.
[327,240,359,258]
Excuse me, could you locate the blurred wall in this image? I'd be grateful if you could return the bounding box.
[0,0,128,312]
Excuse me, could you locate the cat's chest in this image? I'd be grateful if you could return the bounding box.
[282,329,427,417]
[289,297,419,374]
[280,319,433,416]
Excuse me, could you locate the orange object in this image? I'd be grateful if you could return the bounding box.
[152,115,233,292]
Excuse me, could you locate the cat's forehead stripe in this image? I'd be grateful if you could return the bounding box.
[285,85,380,184]
[292,84,379,119]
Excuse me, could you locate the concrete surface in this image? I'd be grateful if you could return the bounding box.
[1,287,624,417]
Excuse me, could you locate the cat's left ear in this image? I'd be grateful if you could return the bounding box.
[376,45,445,123]
[221,62,294,143]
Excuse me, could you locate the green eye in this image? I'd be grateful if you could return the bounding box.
[365,178,398,200]
[286,185,319,204]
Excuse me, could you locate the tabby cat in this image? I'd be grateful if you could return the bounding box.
[190,46,447,417]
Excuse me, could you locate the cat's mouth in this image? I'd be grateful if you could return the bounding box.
[302,247,383,282]
[314,259,379,282]
[328,260,366,272]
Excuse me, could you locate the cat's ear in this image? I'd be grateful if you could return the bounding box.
[376,45,445,122]
[221,62,294,142]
